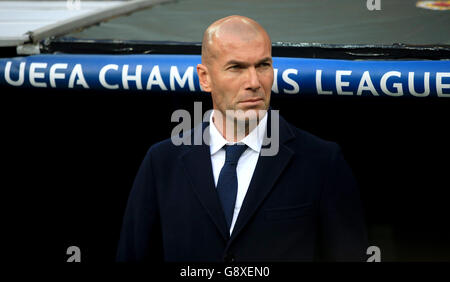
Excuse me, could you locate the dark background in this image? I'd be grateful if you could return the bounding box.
[3,83,450,263]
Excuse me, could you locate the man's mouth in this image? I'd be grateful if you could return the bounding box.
[240,98,263,103]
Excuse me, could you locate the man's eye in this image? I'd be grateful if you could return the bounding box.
[229,65,241,70]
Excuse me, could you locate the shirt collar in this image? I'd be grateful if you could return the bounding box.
[209,110,268,155]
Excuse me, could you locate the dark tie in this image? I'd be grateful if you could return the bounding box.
[216,144,247,230]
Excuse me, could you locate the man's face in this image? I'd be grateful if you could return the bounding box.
[201,33,273,121]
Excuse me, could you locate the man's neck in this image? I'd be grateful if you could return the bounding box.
[212,110,266,142]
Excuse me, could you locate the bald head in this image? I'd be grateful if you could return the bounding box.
[201,15,271,66]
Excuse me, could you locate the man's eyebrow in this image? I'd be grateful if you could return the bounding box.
[256,57,273,64]
[225,57,272,66]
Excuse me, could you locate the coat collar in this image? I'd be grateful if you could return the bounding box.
[208,109,268,155]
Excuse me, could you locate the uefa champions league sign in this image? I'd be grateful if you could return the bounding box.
[1,54,449,98]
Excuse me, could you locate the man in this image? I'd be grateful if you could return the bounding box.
[116,15,368,262]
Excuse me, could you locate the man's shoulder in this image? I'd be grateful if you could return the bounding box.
[146,125,202,159]
[145,117,341,160]
[282,118,340,158]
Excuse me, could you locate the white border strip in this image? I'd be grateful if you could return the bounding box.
[0,35,30,48]
[0,0,171,47]
[30,0,171,43]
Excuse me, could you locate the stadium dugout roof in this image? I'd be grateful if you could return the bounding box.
[66,0,450,45]
[0,0,449,59]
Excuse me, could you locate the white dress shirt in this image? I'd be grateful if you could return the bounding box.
[209,110,268,235]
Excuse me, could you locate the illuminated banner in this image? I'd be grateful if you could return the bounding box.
[1,54,449,97]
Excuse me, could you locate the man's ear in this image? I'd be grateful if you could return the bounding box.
[197,64,212,92]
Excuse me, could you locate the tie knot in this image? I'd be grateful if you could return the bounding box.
[224,144,247,164]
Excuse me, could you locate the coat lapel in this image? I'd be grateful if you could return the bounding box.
[178,112,297,245]
[179,122,229,242]
[228,112,295,244]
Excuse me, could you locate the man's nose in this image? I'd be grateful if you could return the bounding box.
[245,67,261,91]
